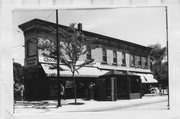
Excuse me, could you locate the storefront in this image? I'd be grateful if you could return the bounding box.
[40,62,108,100]
[96,70,141,101]
[136,73,158,95]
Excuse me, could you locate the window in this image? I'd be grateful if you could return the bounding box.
[113,51,117,64]
[145,57,148,67]
[86,46,91,60]
[130,54,135,67]
[122,52,126,66]
[139,56,142,66]
[135,56,141,67]
[27,38,37,57]
[141,57,148,68]
[102,49,107,62]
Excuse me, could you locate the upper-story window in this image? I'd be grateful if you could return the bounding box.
[135,55,141,67]
[139,56,142,66]
[122,52,126,66]
[86,46,91,60]
[102,48,107,63]
[27,38,37,57]
[145,57,148,67]
[130,54,135,67]
[141,57,148,68]
[113,51,117,64]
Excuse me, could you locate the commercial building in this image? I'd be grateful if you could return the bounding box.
[19,19,157,101]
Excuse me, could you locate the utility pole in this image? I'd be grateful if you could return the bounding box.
[165,6,169,110]
[56,9,62,107]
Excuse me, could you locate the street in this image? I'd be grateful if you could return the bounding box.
[108,100,168,111]
[14,95,168,113]
[69,97,168,112]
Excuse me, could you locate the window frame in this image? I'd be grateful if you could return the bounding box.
[26,38,37,57]
[113,50,117,64]
[139,56,142,66]
[102,48,107,63]
[130,54,135,67]
[122,52,126,66]
[86,45,92,60]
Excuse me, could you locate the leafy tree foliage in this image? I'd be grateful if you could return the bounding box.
[13,62,24,84]
[13,61,24,100]
[149,43,168,88]
[39,23,94,104]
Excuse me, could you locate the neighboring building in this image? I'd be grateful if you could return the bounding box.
[19,19,157,101]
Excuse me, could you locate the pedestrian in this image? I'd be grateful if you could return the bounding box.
[60,84,65,100]
[159,84,162,96]
[88,82,95,100]
[20,84,24,101]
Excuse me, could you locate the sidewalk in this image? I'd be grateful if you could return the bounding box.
[14,95,168,113]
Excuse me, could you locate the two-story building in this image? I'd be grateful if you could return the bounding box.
[19,19,157,101]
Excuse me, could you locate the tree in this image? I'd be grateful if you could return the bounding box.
[148,43,168,89]
[13,61,24,101]
[149,43,166,65]
[39,23,94,104]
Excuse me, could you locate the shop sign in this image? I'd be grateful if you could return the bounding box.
[39,56,56,63]
[43,57,56,63]
[25,57,38,67]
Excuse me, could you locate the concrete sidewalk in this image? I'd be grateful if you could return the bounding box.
[14,95,168,113]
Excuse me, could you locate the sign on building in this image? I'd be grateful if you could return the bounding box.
[25,56,38,67]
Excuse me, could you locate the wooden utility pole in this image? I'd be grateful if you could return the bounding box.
[165,6,170,110]
[56,9,62,107]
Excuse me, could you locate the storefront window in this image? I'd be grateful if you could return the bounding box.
[131,78,141,93]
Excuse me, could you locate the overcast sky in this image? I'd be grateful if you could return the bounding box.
[12,7,167,65]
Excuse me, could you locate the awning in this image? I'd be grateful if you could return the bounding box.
[100,70,139,77]
[136,73,158,83]
[41,63,108,78]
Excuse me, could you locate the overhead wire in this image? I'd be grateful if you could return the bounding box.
[45,10,55,21]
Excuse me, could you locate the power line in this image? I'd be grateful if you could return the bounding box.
[13,58,24,60]
[45,10,55,21]
[13,46,24,52]
[13,45,24,48]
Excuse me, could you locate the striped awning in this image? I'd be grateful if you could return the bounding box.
[136,73,158,83]
[40,63,108,78]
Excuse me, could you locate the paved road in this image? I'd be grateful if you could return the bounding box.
[76,100,168,112]
[109,100,168,111]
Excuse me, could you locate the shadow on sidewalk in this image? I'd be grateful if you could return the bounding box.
[15,100,86,110]
[15,100,68,109]
[68,102,85,105]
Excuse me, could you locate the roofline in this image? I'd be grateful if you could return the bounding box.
[18,18,152,50]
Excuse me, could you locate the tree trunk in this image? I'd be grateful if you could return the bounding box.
[73,71,77,104]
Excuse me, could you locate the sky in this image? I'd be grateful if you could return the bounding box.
[12,7,167,65]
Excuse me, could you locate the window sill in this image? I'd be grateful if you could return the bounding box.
[101,61,108,65]
[130,65,135,67]
[112,63,118,66]
[121,63,126,66]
